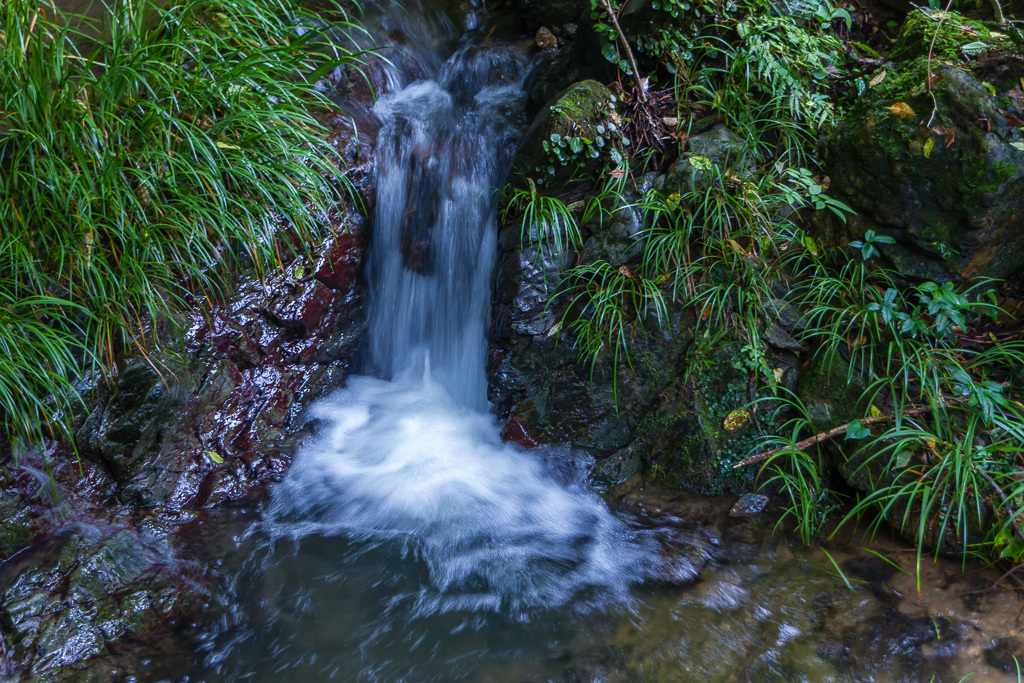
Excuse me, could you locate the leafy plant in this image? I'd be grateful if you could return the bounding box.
[562,259,667,401]
[502,177,583,266]
[0,0,366,453]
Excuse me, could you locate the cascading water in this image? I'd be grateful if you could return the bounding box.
[277,2,661,611]
[178,5,1024,682]
[195,3,704,680]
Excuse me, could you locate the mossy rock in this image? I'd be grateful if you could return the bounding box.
[892,9,994,62]
[824,58,1024,281]
[513,79,621,190]
[631,342,771,495]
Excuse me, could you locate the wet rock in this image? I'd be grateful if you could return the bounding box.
[728,493,769,517]
[578,187,647,265]
[514,79,620,188]
[840,555,899,584]
[624,509,718,587]
[797,353,868,435]
[655,124,752,198]
[590,449,641,488]
[0,525,207,681]
[75,218,367,511]
[823,54,1024,281]
[535,26,557,50]
[986,637,1024,674]
[686,123,749,165]
[79,359,197,485]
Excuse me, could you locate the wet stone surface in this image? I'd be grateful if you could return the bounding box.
[0,134,371,680]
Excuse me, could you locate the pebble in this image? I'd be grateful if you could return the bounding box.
[535,26,557,51]
[729,493,770,517]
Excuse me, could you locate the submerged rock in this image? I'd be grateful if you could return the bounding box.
[728,493,769,517]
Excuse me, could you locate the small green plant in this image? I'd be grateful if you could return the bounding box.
[502,177,583,266]
[561,259,667,401]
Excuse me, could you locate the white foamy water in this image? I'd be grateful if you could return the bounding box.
[265,369,655,615]
[260,0,659,625]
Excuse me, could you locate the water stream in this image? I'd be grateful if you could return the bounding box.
[192,3,682,678]
[176,3,1023,681]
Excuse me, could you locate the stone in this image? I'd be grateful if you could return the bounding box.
[514,79,620,189]
[535,26,557,50]
[823,54,1024,281]
[729,493,770,517]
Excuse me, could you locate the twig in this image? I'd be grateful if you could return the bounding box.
[925,0,955,128]
[733,404,939,469]
[598,0,648,103]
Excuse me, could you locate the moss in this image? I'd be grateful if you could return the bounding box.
[639,341,767,494]
[549,79,615,123]
[893,9,993,62]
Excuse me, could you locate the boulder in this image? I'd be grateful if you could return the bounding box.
[514,79,623,189]
[823,45,1024,281]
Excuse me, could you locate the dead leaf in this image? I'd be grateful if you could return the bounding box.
[618,265,635,278]
[609,168,626,179]
[887,102,916,118]
[999,108,1024,127]
[944,127,955,148]
[1007,87,1024,114]
[723,408,750,431]
[868,69,887,88]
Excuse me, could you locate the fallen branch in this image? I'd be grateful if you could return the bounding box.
[733,404,939,469]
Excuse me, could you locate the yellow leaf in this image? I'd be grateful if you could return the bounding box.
[868,69,887,88]
[773,367,784,383]
[887,102,916,119]
[215,141,240,150]
[723,408,750,431]
[869,405,883,417]
[923,137,935,159]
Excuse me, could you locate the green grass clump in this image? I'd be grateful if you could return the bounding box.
[0,0,365,452]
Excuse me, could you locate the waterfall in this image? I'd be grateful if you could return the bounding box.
[200,4,690,678]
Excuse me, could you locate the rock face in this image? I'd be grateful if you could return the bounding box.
[0,524,207,682]
[491,85,781,495]
[824,30,1024,281]
[75,207,367,513]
